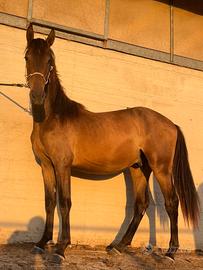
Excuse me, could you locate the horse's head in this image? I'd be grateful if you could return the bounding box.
[25,24,55,121]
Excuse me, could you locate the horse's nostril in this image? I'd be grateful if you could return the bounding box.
[30,91,36,101]
[30,91,45,104]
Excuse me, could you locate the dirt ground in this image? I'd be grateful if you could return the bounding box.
[0,243,203,270]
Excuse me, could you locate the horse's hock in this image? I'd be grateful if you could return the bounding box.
[0,24,203,251]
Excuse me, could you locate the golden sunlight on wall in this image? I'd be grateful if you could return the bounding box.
[0,25,203,250]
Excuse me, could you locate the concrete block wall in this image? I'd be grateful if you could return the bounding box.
[0,25,203,250]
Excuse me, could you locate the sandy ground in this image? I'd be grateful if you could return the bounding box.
[0,243,203,270]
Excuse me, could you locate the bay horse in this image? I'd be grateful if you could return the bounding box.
[25,24,199,262]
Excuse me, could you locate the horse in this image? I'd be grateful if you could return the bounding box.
[25,24,199,263]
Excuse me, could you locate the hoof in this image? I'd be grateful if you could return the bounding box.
[143,244,154,255]
[165,253,175,262]
[165,247,177,262]
[47,240,55,246]
[106,244,113,252]
[31,246,45,254]
[51,253,65,264]
[107,247,122,256]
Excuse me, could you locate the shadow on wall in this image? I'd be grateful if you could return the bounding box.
[7,216,44,244]
[194,183,203,251]
[6,217,64,269]
[112,169,169,247]
[152,175,169,231]
[6,172,169,248]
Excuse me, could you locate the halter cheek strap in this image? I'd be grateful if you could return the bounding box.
[26,66,53,86]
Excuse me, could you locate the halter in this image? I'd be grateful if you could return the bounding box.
[26,65,53,86]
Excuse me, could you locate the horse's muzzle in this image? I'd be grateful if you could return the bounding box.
[30,90,46,105]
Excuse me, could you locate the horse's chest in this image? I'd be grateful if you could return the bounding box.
[31,130,46,161]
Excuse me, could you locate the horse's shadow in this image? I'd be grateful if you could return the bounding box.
[72,168,169,248]
[111,169,169,248]
[7,216,44,244]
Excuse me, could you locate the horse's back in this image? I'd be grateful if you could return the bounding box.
[71,106,177,174]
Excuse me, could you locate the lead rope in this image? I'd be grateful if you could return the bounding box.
[0,90,31,115]
[0,83,28,88]
[0,77,31,114]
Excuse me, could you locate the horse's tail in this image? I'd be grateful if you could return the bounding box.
[173,125,200,228]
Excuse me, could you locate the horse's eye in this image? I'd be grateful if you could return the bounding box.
[24,56,28,61]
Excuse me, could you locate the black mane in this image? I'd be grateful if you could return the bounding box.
[52,78,85,120]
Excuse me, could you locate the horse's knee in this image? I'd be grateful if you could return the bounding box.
[45,194,56,212]
[59,198,72,213]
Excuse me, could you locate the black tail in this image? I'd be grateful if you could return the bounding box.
[173,126,200,228]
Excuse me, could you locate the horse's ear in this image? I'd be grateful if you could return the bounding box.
[46,29,55,47]
[26,23,34,46]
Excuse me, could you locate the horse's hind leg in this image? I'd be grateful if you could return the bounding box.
[107,157,151,253]
[153,169,179,260]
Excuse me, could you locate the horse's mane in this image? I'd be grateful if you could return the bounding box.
[51,76,85,120]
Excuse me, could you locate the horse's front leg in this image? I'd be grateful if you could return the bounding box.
[54,164,72,260]
[33,160,56,252]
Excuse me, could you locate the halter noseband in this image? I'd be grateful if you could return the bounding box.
[26,65,53,86]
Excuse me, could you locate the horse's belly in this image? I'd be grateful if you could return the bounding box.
[72,144,141,175]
